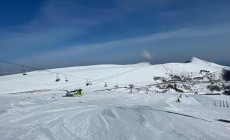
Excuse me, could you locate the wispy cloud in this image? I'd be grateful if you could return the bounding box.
[141,50,154,60]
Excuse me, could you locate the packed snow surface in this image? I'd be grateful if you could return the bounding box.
[0,58,230,140]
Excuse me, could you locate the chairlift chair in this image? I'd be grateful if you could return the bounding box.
[56,74,60,82]
[86,80,92,86]
[104,82,107,87]
[22,67,27,75]
[86,80,89,86]
[22,70,27,76]
[65,75,68,82]
[114,84,119,88]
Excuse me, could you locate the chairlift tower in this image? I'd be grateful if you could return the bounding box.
[129,84,134,93]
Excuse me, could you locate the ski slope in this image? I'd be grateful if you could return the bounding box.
[0,58,230,140]
[0,57,225,94]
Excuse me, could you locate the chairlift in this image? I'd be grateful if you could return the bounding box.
[56,73,60,82]
[22,70,27,76]
[65,75,68,82]
[22,67,27,76]
[86,80,92,86]
[114,84,119,88]
[104,82,107,87]
[86,80,89,86]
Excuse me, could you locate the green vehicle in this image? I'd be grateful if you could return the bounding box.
[76,89,83,96]
[63,89,84,97]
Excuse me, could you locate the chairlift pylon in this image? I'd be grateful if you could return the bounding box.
[129,84,134,93]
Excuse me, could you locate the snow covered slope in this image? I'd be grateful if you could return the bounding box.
[0,57,228,94]
[0,58,230,140]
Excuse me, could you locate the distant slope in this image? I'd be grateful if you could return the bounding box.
[0,58,229,94]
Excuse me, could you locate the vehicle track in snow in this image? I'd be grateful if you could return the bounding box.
[0,92,230,140]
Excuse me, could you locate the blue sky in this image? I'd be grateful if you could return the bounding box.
[0,0,230,73]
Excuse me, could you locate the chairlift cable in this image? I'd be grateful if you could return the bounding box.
[0,59,89,80]
[60,66,149,90]
[0,59,151,92]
